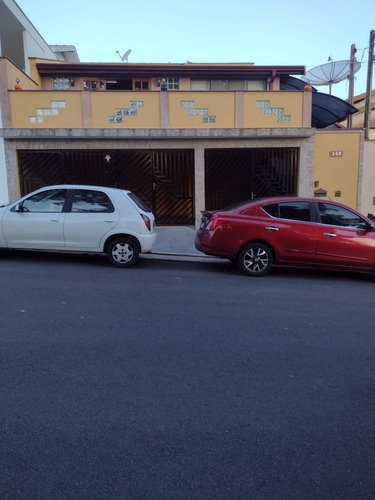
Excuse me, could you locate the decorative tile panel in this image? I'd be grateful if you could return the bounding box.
[108,101,144,124]
[29,101,66,123]
[256,100,291,123]
[180,100,216,124]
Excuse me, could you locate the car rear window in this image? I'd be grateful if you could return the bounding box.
[217,199,258,212]
[71,190,114,213]
[127,192,152,212]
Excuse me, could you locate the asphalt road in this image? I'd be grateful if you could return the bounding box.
[1,251,375,499]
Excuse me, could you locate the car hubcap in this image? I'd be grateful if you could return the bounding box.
[112,243,133,263]
[244,247,268,273]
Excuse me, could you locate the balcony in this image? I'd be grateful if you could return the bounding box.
[8,90,311,129]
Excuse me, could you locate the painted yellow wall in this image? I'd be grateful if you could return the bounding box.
[9,91,83,128]
[91,91,160,128]
[313,131,361,210]
[5,59,39,90]
[168,92,235,128]
[27,59,43,87]
[244,91,303,128]
[5,82,308,131]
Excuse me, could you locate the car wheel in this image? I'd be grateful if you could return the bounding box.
[237,242,273,277]
[106,237,140,268]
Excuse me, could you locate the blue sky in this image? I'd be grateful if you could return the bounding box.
[16,0,374,100]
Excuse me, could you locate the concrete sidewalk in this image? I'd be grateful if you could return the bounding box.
[152,226,200,255]
[141,226,221,262]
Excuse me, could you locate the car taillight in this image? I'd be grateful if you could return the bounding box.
[140,213,151,231]
[206,217,231,230]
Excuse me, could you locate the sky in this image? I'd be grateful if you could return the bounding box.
[16,0,375,101]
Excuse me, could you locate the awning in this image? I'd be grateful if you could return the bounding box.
[280,76,358,128]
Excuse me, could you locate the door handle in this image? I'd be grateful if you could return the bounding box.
[50,219,60,223]
[323,233,337,237]
[265,226,279,232]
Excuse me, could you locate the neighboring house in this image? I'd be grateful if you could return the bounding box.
[348,89,375,217]
[0,0,369,226]
[0,0,79,71]
[350,89,375,138]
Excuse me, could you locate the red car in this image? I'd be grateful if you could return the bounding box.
[195,197,375,277]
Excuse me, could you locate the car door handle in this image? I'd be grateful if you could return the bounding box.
[265,226,279,232]
[323,233,337,237]
[50,219,60,223]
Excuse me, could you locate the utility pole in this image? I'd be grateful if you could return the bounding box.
[347,44,356,128]
[364,30,374,140]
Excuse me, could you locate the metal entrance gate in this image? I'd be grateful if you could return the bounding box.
[205,148,299,210]
[18,150,195,225]
[18,147,298,224]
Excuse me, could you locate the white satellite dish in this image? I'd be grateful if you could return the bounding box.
[301,59,361,94]
[116,49,131,62]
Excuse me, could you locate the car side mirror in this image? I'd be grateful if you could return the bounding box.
[15,202,28,213]
[364,221,375,232]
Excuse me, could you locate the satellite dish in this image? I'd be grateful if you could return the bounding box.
[116,49,131,62]
[301,59,361,94]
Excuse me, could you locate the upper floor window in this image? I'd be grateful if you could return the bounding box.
[190,80,210,91]
[246,80,267,91]
[166,77,179,90]
[52,77,71,90]
[191,79,267,91]
[158,77,179,91]
[211,80,229,91]
[134,79,149,90]
[83,79,106,90]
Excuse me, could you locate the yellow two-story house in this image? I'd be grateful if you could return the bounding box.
[0,0,365,226]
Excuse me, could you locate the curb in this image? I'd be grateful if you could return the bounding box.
[140,252,224,263]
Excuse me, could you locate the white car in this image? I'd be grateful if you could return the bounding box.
[0,185,156,267]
